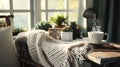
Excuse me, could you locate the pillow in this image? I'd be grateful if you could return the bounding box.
[0,26,18,67]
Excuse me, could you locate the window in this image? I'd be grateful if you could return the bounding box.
[0,0,35,30]
[0,0,85,31]
[40,0,79,22]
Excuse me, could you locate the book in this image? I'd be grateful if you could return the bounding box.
[90,43,120,52]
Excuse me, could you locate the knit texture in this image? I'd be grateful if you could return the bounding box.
[16,30,92,67]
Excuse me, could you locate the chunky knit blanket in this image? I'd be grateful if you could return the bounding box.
[16,30,92,67]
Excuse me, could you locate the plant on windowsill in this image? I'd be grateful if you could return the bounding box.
[62,26,72,32]
[49,14,68,28]
[0,20,6,28]
[13,27,26,36]
[61,26,73,41]
[34,21,52,31]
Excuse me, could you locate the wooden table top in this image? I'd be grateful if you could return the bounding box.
[87,43,120,64]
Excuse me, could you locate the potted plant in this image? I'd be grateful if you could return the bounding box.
[34,21,52,31]
[49,14,68,28]
[0,20,6,27]
[13,27,26,36]
[61,26,73,41]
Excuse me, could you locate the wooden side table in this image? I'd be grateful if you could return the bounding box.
[86,43,120,67]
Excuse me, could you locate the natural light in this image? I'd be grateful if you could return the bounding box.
[0,0,86,31]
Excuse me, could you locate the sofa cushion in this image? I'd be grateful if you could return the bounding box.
[0,26,18,67]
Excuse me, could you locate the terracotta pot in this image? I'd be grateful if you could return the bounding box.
[55,25,65,28]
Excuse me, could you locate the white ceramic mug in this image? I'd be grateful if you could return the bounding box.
[88,31,109,43]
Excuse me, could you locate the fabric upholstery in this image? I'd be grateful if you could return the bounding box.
[15,32,43,67]
[0,26,18,67]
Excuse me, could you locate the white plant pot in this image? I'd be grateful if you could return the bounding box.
[61,32,73,41]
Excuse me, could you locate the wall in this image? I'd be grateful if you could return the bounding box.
[86,0,93,8]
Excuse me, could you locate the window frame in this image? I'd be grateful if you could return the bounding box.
[40,0,78,22]
[0,0,35,30]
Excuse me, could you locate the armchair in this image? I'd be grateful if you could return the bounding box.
[15,36,44,67]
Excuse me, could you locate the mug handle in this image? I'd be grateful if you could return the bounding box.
[104,33,109,41]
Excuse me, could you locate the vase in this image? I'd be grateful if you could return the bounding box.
[61,32,73,41]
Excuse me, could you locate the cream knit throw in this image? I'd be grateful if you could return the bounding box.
[16,30,92,67]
